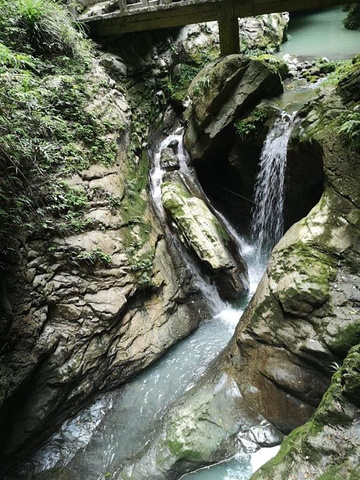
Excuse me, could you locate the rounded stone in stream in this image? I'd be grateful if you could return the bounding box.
[160,147,180,171]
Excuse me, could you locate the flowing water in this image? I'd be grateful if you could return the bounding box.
[279,7,360,60]
[24,307,241,479]
[19,101,299,480]
[19,131,267,480]
[251,111,298,257]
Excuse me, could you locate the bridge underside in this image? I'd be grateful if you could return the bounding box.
[82,0,360,56]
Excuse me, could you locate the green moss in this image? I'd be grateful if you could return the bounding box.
[318,462,358,480]
[213,219,229,242]
[254,54,289,79]
[330,323,360,355]
[252,347,360,480]
[343,3,360,30]
[320,58,358,88]
[272,242,335,284]
[166,438,203,462]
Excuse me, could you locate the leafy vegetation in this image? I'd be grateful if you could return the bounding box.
[76,248,112,266]
[339,109,360,150]
[164,46,218,103]
[234,107,267,140]
[0,0,91,58]
[166,63,202,102]
[320,58,358,88]
[0,0,124,239]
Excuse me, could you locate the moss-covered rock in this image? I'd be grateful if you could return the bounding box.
[184,55,283,161]
[118,369,282,480]
[343,3,360,30]
[161,180,248,299]
[252,345,360,480]
[223,58,360,438]
[253,54,289,79]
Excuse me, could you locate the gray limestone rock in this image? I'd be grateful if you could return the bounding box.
[184,55,283,161]
[161,180,248,300]
[223,61,360,438]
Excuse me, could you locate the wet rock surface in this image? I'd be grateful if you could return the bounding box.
[161,180,248,300]
[252,344,360,480]
[117,366,283,480]
[0,62,209,475]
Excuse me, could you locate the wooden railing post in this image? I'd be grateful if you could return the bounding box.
[217,0,240,56]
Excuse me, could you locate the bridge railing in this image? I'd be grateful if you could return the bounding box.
[119,0,187,12]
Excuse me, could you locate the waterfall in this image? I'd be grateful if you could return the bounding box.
[150,127,250,312]
[251,111,297,256]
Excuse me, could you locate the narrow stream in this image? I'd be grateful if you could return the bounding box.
[24,304,243,479]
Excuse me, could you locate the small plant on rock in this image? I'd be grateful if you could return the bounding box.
[234,107,267,140]
[339,109,360,149]
[77,248,112,266]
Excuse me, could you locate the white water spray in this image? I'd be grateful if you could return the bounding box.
[251,112,298,256]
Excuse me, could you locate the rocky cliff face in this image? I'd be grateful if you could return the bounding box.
[252,344,360,479]
[226,56,360,432]
[0,4,211,474]
[6,2,357,478]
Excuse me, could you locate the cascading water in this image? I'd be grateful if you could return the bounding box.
[13,128,269,480]
[150,126,227,312]
[251,111,298,257]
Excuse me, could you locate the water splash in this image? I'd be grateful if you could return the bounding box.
[251,111,297,256]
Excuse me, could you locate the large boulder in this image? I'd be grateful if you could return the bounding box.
[161,180,248,300]
[118,365,283,480]
[184,55,283,161]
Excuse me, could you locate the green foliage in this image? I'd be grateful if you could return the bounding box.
[339,109,360,150]
[0,68,121,235]
[0,0,91,58]
[0,0,106,238]
[320,59,356,88]
[29,182,91,235]
[0,42,36,71]
[76,248,112,266]
[0,0,126,239]
[234,107,267,140]
[192,75,210,97]
[166,63,201,102]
